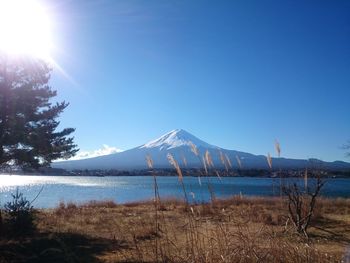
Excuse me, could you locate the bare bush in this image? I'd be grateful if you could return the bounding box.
[283,177,325,238]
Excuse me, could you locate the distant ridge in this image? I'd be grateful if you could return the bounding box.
[53,129,350,171]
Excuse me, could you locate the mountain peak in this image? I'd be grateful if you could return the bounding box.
[139,129,217,150]
[54,129,350,170]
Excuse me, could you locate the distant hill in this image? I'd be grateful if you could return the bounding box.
[53,129,350,171]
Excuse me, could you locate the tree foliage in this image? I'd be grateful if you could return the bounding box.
[0,56,78,168]
[4,188,35,235]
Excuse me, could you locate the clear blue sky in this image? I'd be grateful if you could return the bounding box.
[48,0,350,161]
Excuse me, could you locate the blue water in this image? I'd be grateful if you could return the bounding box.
[0,175,349,208]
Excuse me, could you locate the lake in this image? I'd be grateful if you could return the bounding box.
[0,175,349,208]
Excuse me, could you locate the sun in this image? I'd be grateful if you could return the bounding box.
[0,0,53,60]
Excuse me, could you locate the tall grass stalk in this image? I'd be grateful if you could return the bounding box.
[275,140,283,197]
[304,168,308,192]
[167,153,188,204]
[166,153,202,261]
[235,155,242,169]
[225,153,232,169]
[182,154,187,167]
[204,150,220,202]
[266,151,278,197]
[219,150,228,172]
[267,152,273,169]
[275,139,281,158]
[146,154,161,261]
[189,141,204,185]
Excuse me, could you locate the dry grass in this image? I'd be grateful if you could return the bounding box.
[0,197,347,262]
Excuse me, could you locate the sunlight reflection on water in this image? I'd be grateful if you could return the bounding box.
[0,175,349,208]
[0,175,128,188]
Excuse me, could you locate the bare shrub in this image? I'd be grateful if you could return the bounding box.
[283,177,325,238]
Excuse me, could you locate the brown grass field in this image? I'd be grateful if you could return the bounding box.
[0,196,349,262]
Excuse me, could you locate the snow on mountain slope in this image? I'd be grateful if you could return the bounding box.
[53,129,224,170]
[53,129,350,170]
[139,129,216,150]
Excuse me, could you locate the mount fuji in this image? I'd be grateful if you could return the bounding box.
[53,129,350,171]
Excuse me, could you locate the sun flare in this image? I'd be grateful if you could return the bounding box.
[0,0,53,60]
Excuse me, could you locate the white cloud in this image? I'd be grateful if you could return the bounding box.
[69,144,123,160]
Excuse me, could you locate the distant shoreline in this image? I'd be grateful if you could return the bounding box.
[1,168,350,178]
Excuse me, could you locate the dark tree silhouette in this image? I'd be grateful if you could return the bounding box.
[0,56,78,168]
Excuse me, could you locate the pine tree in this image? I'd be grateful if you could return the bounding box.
[0,56,78,168]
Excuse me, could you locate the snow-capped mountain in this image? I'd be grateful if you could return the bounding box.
[53,129,350,170]
[140,129,215,150]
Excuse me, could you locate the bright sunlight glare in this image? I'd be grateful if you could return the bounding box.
[0,0,53,60]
